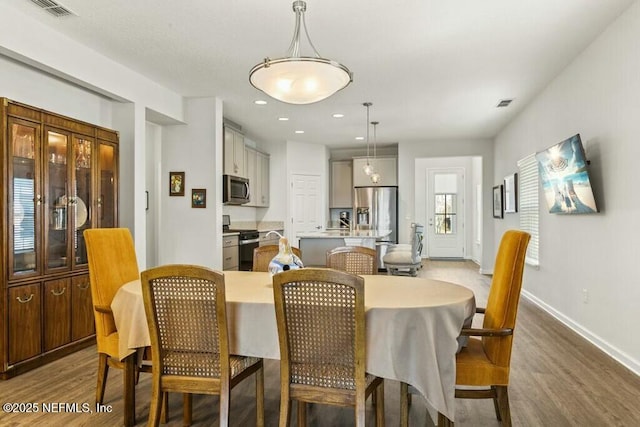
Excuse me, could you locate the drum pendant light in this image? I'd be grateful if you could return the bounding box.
[249,1,353,104]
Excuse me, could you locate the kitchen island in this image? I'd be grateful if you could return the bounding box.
[297,229,391,267]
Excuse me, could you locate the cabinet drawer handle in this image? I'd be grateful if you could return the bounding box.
[225,257,232,261]
[77,282,90,290]
[224,240,233,244]
[51,287,67,296]
[16,294,34,304]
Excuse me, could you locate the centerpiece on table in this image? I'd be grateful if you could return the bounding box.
[266,231,303,276]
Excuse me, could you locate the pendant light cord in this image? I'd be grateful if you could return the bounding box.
[364,102,372,161]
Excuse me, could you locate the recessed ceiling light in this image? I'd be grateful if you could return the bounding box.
[254,100,267,105]
[295,130,305,134]
[355,136,364,141]
[332,113,344,118]
[278,117,289,121]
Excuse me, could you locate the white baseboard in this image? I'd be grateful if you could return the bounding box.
[521,289,640,376]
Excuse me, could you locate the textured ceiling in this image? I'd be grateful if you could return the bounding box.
[3,0,634,147]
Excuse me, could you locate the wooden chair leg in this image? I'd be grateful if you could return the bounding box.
[437,412,454,426]
[297,401,307,427]
[375,381,385,427]
[256,364,265,427]
[495,386,511,427]
[148,387,163,427]
[219,388,230,427]
[161,392,169,424]
[400,382,409,427]
[183,393,193,426]
[96,353,109,405]
[123,354,136,427]
[491,386,502,421]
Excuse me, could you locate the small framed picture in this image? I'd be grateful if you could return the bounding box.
[504,173,518,213]
[169,172,185,196]
[191,188,206,208]
[493,185,504,219]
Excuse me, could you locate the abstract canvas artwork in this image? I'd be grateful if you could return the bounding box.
[536,134,597,214]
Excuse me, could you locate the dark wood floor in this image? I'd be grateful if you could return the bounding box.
[1,260,639,426]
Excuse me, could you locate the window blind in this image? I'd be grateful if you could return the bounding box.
[517,153,539,266]
[14,177,35,252]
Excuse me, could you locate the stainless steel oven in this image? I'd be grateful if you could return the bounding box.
[236,230,259,271]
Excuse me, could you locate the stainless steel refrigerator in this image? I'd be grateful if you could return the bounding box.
[353,186,398,270]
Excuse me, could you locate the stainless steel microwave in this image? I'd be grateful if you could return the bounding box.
[223,174,250,204]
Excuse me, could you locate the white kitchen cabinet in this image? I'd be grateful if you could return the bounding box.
[245,147,257,206]
[330,160,353,208]
[257,151,270,207]
[222,234,239,271]
[224,126,245,177]
[245,147,270,207]
[353,156,398,186]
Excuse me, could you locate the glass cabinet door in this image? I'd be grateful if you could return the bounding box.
[98,141,117,228]
[9,118,40,278]
[72,135,93,266]
[44,129,71,272]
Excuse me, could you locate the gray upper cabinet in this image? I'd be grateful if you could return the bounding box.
[330,160,353,208]
[353,157,398,187]
[224,126,246,177]
[245,146,270,207]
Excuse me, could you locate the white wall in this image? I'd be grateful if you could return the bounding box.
[0,56,113,125]
[158,97,223,269]
[399,139,495,271]
[493,1,640,374]
[259,140,288,223]
[414,156,481,262]
[145,122,162,267]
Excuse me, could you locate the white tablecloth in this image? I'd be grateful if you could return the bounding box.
[111,271,475,421]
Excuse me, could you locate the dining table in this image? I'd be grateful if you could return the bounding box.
[111,270,475,425]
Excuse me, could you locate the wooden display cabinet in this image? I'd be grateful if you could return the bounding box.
[1,98,119,378]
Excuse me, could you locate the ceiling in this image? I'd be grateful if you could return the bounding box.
[4,0,634,148]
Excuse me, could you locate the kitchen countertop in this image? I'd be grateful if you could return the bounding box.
[297,229,391,239]
[222,231,240,236]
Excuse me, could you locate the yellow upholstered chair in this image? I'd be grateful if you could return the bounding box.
[400,229,530,426]
[326,246,377,275]
[141,264,264,426]
[84,227,147,425]
[252,244,302,272]
[272,268,384,426]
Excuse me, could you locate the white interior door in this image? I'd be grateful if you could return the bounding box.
[289,174,323,246]
[427,168,465,258]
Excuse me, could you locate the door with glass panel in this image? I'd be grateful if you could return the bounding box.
[42,128,96,273]
[8,118,41,279]
[427,168,465,258]
[72,134,94,267]
[97,139,117,228]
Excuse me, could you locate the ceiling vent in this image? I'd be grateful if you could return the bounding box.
[496,99,513,108]
[29,0,77,17]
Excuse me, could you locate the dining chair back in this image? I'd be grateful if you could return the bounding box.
[272,268,384,426]
[253,244,302,272]
[401,229,530,426]
[326,245,377,275]
[141,264,264,427]
[85,227,146,425]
